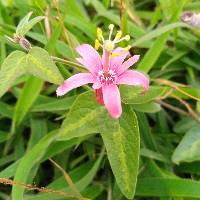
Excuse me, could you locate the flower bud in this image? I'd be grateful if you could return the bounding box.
[13,34,21,43]
[19,37,31,50]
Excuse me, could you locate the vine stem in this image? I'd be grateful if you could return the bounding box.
[156,100,189,116]
[172,95,200,123]
[51,56,86,71]
[49,158,86,200]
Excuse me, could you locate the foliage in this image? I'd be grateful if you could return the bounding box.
[0,0,200,200]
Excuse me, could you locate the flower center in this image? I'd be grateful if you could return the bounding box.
[97,69,117,85]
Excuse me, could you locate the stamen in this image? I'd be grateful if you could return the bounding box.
[108,24,114,40]
[97,27,104,42]
[110,52,120,58]
[95,25,130,54]
[110,46,131,59]
[123,45,131,52]
[115,34,130,43]
[124,35,130,41]
[95,39,100,50]
[114,31,122,41]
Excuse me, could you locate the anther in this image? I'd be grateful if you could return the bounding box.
[108,24,114,30]
[123,45,131,52]
[124,35,130,41]
[97,27,104,41]
[116,34,131,43]
[95,39,100,50]
[114,31,122,41]
[111,52,120,58]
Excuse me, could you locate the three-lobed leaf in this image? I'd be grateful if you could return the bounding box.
[12,92,140,199]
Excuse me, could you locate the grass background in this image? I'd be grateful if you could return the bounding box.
[0,0,200,199]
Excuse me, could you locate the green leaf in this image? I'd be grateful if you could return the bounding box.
[121,85,169,104]
[132,22,189,47]
[13,76,43,126]
[172,125,200,164]
[0,131,9,143]
[12,91,140,199]
[27,117,47,150]
[31,95,76,112]
[0,47,63,98]
[19,16,45,37]
[137,0,188,73]
[26,47,64,84]
[137,33,169,73]
[133,102,161,113]
[16,12,45,37]
[16,12,33,35]
[24,150,104,200]
[58,93,140,199]
[140,148,169,163]
[101,105,140,199]
[57,92,107,141]
[0,101,14,118]
[12,131,58,200]
[0,50,26,98]
[136,177,200,198]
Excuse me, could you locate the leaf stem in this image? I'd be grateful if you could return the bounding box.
[156,100,189,116]
[172,95,200,123]
[51,56,86,71]
[49,158,84,200]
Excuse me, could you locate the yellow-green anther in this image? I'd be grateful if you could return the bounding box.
[124,45,131,52]
[108,24,114,30]
[97,27,103,41]
[124,35,130,41]
[115,31,122,41]
[95,39,100,50]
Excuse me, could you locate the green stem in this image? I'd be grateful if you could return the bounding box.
[51,56,86,71]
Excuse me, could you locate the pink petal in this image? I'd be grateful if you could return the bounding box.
[102,85,122,119]
[56,73,94,96]
[117,55,140,75]
[92,81,102,90]
[76,44,102,74]
[118,70,149,90]
[109,47,130,70]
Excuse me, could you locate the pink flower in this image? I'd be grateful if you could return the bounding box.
[56,44,149,118]
[56,25,149,119]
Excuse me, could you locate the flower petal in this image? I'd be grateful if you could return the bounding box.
[56,73,94,96]
[102,85,122,119]
[109,47,130,70]
[118,70,149,90]
[92,81,102,90]
[117,55,140,75]
[76,44,102,74]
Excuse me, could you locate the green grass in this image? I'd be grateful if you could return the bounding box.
[0,0,200,199]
